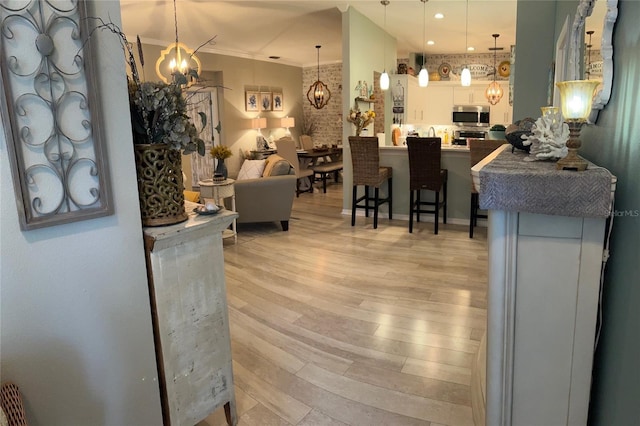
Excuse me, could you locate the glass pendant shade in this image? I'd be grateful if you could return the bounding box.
[485,81,503,105]
[418,67,429,87]
[380,71,390,91]
[556,80,600,120]
[461,67,471,86]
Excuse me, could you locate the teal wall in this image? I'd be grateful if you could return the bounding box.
[341,7,396,209]
[513,1,558,120]
[515,1,640,424]
[580,1,640,424]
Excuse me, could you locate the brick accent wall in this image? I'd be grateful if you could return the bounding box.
[302,63,343,146]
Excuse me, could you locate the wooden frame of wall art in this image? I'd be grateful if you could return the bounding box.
[272,92,283,111]
[260,92,272,111]
[245,91,259,112]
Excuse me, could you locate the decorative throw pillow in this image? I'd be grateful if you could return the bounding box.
[263,154,293,177]
[237,159,266,180]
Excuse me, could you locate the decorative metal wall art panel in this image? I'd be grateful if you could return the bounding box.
[0,0,113,230]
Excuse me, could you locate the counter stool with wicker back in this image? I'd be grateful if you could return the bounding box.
[469,138,506,238]
[406,136,448,234]
[349,136,392,229]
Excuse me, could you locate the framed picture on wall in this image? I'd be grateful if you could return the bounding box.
[245,91,259,111]
[272,92,283,111]
[260,92,272,111]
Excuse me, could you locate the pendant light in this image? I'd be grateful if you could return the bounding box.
[155,0,201,86]
[460,0,471,86]
[418,0,429,87]
[380,0,390,91]
[485,33,504,105]
[307,45,331,109]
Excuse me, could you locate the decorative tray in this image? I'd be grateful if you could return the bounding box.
[193,205,223,216]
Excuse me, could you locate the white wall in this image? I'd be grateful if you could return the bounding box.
[0,1,163,424]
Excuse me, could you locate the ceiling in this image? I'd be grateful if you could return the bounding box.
[119,1,607,69]
[119,0,519,68]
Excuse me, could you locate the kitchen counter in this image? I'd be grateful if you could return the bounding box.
[378,144,472,223]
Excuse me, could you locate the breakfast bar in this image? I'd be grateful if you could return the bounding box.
[378,144,473,223]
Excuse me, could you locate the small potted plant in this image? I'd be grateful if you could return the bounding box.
[489,124,507,140]
[210,144,233,180]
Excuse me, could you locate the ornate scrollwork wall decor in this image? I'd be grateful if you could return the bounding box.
[0,0,113,230]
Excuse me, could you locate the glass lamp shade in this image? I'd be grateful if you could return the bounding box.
[418,67,429,87]
[485,81,503,105]
[555,80,600,121]
[540,106,559,116]
[380,71,390,91]
[461,67,471,86]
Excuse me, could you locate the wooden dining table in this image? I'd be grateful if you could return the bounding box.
[296,147,343,167]
[296,147,343,191]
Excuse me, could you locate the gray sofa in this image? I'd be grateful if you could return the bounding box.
[233,172,297,231]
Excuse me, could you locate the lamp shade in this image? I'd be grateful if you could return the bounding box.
[556,80,600,120]
[418,67,429,87]
[461,67,471,86]
[251,117,267,129]
[380,71,390,91]
[280,117,295,128]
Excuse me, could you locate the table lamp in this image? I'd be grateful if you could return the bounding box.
[280,117,295,136]
[555,80,600,171]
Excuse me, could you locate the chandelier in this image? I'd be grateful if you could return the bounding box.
[307,45,331,109]
[155,0,201,86]
[485,33,504,105]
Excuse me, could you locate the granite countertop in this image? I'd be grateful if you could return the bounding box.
[472,145,616,218]
[380,144,469,153]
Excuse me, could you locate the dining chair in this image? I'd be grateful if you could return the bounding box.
[468,138,506,238]
[406,136,448,234]
[300,134,314,151]
[275,137,314,196]
[349,136,392,229]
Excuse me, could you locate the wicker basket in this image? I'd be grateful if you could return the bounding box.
[134,144,188,227]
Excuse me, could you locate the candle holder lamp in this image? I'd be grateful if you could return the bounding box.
[555,80,600,171]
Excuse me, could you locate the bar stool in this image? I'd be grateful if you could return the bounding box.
[469,139,506,238]
[349,136,392,229]
[406,137,448,234]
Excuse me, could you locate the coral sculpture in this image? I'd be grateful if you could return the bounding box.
[521,111,569,161]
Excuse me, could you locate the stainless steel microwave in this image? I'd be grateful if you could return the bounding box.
[452,105,490,127]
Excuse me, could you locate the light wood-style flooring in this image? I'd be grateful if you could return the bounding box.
[200,182,488,426]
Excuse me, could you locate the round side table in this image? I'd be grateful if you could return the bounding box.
[198,178,237,242]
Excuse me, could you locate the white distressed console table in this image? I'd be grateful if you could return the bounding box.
[144,203,238,425]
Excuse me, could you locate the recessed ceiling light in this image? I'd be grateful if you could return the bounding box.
[467,47,475,51]
[434,13,444,19]
[427,40,435,45]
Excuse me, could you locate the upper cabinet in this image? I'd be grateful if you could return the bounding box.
[425,85,454,125]
[453,85,490,105]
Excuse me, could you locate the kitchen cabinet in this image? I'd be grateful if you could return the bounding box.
[424,85,454,125]
[453,85,489,105]
[390,75,427,124]
[490,99,512,125]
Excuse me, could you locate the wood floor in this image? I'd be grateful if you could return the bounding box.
[199,182,488,426]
